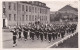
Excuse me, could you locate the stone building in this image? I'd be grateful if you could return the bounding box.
[2,1,50,28]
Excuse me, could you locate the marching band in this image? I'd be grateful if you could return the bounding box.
[10,23,77,47]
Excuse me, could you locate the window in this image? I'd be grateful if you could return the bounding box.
[3,2,5,6]
[46,9,47,14]
[40,16,41,21]
[22,5,24,11]
[32,15,34,21]
[14,3,16,10]
[32,7,34,13]
[9,14,11,21]
[40,8,41,13]
[3,8,5,15]
[35,15,36,21]
[26,6,28,11]
[42,16,43,21]
[14,14,16,21]
[35,7,37,13]
[29,6,31,12]
[29,15,31,21]
[44,16,45,21]
[9,2,11,10]
[26,15,28,20]
[45,16,47,21]
[22,15,24,21]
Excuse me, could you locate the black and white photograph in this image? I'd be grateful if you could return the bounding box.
[2,0,78,48]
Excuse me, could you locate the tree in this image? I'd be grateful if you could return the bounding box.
[53,12,62,21]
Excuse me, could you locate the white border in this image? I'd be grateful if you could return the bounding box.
[0,0,80,50]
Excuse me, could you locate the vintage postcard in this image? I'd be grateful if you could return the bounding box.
[1,0,79,49]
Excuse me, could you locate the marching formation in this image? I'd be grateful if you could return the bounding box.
[10,23,77,47]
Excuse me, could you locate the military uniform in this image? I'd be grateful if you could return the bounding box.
[29,27,32,39]
[18,27,22,39]
[35,28,40,40]
[60,27,65,38]
[48,28,52,43]
[39,28,43,41]
[54,28,58,39]
[31,28,35,40]
[44,28,47,41]
[52,28,55,40]
[23,27,28,41]
[10,28,17,47]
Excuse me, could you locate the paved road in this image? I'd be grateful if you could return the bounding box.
[51,33,78,48]
[3,31,62,48]
[3,31,77,48]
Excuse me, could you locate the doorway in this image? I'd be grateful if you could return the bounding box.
[3,19,6,27]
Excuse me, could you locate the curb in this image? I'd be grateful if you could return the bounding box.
[47,31,78,48]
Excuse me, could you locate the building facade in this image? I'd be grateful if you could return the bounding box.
[2,1,50,28]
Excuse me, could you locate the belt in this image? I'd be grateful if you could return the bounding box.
[32,32,34,33]
[25,31,28,32]
[48,33,52,34]
[13,35,16,36]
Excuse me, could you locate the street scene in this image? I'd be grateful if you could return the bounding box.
[2,1,78,48]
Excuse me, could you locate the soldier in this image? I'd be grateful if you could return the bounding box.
[10,28,18,47]
[60,26,65,38]
[23,27,28,41]
[39,27,43,42]
[18,26,22,39]
[31,27,35,41]
[54,27,58,39]
[35,27,40,40]
[48,27,52,43]
[66,25,69,34]
[52,28,55,40]
[57,26,61,38]
[22,27,25,39]
[71,24,76,33]
[29,27,32,39]
[44,27,47,41]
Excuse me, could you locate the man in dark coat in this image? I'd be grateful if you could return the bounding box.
[60,26,65,38]
[39,27,43,42]
[48,27,52,43]
[44,28,47,41]
[35,27,40,40]
[23,27,28,41]
[10,28,18,47]
[30,27,35,41]
[18,26,22,39]
[52,28,55,40]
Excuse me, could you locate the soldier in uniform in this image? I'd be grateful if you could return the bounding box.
[35,26,40,40]
[48,27,52,43]
[60,26,65,38]
[29,27,32,39]
[18,26,22,39]
[44,27,47,41]
[10,28,18,47]
[31,27,35,41]
[39,27,43,42]
[52,27,55,40]
[23,26,28,41]
[54,27,58,39]
[71,24,76,33]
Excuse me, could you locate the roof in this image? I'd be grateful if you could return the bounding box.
[59,5,78,12]
[20,1,50,9]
